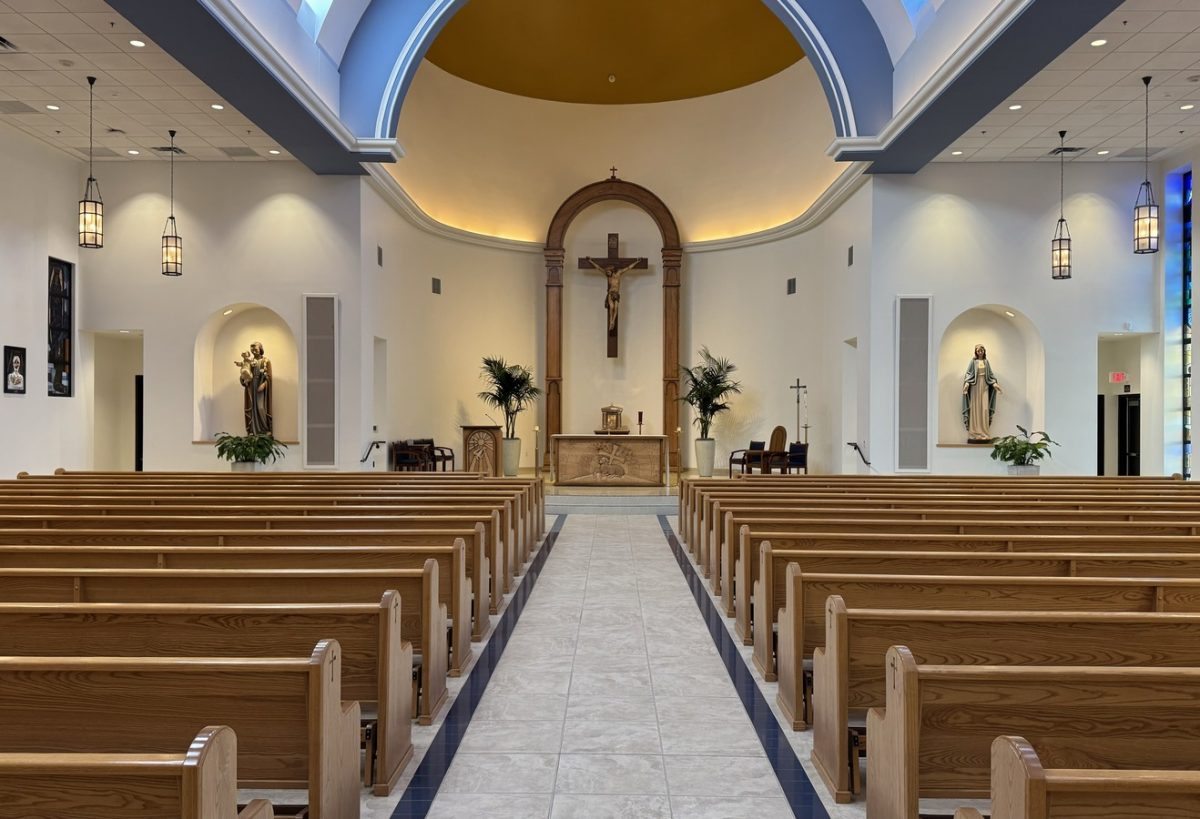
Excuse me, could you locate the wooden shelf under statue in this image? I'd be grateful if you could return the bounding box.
[594,404,630,435]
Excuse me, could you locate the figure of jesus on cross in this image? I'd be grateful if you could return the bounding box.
[579,232,648,357]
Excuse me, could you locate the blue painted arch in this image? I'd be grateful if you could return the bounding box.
[338,0,894,143]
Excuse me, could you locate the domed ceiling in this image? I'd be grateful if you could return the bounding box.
[424,0,805,105]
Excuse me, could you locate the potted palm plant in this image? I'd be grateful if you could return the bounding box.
[214,432,287,472]
[679,347,741,477]
[990,425,1057,475]
[478,356,542,477]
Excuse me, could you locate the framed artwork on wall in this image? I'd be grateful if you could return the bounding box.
[47,257,72,397]
[3,346,26,395]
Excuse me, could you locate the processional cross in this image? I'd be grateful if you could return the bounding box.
[579,232,648,358]
[790,379,811,444]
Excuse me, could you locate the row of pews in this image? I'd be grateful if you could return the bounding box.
[678,474,1200,819]
[0,468,545,819]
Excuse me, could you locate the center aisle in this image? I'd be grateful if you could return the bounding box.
[422,514,798,818]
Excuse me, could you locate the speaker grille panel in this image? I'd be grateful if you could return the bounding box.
[896,296,930,471]
[304,295,337,467]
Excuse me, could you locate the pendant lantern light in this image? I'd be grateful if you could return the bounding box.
[78,76,103,248]
[161,129,182,277]
[1052,130,1071,280]
[1134,75,1160,254]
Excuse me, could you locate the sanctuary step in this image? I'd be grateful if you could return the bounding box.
[545,494,676,516]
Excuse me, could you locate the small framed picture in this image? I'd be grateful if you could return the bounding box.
[4,346,27,395]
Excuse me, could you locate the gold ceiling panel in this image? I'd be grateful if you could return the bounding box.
[424,0,805,105]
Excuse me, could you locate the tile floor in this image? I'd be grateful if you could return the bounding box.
[340,512,871,819]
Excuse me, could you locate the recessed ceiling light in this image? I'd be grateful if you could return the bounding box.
[1183,104,1196,111]
[268,149,280,155]
[1004,310,1016,317]
[1090,39,1107,47]
[129,39,145,48]
[223,309,234,316]
[127,149,139,155]
[1008,104,1023,111]
[607,74,616,83]
[210,103,224,110]
[1114,332,1125,336]
[119,329,130,334]
[45,104,59,111]
[1097,149,1110,155]
[951,150,964,156]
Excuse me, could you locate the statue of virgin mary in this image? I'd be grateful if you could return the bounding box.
[962,344,1001,442]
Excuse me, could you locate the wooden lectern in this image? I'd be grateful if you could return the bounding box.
[461,425,502,476]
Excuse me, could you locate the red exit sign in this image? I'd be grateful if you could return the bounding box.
[1108,372,1128,384]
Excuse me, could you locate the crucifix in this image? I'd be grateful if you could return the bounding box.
[579,232,648,357]
[790,379,810,444]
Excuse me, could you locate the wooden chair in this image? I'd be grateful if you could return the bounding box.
[411,439,455,472]
[389,443,430,472]
[756,427,789,475]
[728,440,766,478]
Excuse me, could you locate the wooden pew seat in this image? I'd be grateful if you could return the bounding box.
[0,641,359,819]
[0,726,273,819]
[866,647,1200,819]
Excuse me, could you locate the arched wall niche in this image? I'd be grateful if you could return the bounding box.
[193,303,300,443]
[937,305,1045,446]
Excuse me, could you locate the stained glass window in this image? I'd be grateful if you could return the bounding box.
[1184,171,1192,478]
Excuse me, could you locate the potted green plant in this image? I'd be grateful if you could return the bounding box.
[214,432,288,472]
[679,347,742,477]
[478,356,542,477]
[990,425,1057,475]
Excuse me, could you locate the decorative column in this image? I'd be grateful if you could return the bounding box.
[662,247,683,470]
[544,248,564,468]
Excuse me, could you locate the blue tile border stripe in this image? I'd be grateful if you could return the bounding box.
[390,514,568,818]
[656,515,831,819]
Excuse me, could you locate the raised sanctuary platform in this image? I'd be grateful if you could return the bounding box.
[551,434,667,487]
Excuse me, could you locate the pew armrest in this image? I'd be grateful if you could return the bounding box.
[953,810,984,819]
[239,798,275,819]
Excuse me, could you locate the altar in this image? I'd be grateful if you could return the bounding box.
[552,434,668,487]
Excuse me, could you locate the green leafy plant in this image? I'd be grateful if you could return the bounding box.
[214,432,288,464]
[990,425,1058,467]
[478,356,542,439]
[679,346,742,440]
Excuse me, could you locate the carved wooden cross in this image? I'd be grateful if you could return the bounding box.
[578,232,648,358]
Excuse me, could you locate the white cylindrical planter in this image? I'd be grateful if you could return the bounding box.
[231,461,260,473]
[502,438,522,477]
[1007,464,1040,476]
[694,439,716,478]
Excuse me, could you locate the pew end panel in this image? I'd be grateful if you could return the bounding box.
[448,539,473,677]
[375,590,413,796]
[811,595,852,803]
[308,640,361,819]
[776,562,808,732]
[864,647,920,819]
[185,724,241,819]
[421,558,450,725]
[991,735,1046,819]
[751,541,776,681]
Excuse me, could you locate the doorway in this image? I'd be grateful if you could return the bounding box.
[91,331,144,471]
[1118,393,1141,476]
[841,338,859,474]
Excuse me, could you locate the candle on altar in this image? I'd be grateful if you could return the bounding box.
[637,411,643,425]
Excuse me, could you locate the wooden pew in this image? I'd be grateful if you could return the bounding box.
[708,505,1200,602]
[975,735,1200,819]
[0,517,494,634]
[772,566,1200,733]
[0,641,360,819]
[0,726,274,819]
[0,561,449,725]
[866,647,1200,819]
[0,529,476,672]
[0,593,412,795]
[743,529,1200,660]
[811,599,1200,802]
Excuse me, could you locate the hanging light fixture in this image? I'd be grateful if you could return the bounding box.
[1134,75,1160,254]
[161,129,182,276]
[78,76,103,248]
[1052,130,1071,280]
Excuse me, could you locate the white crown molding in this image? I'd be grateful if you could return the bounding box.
[827,0,1034,158]
[198,0,403,162]
[683,163,869,252]
[364,162,870,255]
[364,165,544,254]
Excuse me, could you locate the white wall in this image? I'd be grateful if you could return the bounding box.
[0,124,92,478]
[81,159,364,471]
[869,161,1161,475]
[360,183,542,470]
[92,333,143,471]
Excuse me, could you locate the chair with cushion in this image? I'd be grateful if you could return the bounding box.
[390,442,431,472]
[754,426,790,474]
[773,441,809,474]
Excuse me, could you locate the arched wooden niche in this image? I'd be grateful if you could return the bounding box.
[544,176,683,469]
